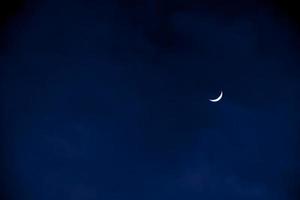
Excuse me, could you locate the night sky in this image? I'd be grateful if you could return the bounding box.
[1,0,300,199]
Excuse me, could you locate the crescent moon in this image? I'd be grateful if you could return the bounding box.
[209,91,223,102]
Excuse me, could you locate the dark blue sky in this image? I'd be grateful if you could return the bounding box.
[1,0,300,199]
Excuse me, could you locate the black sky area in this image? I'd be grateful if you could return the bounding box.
[1,0,300,200]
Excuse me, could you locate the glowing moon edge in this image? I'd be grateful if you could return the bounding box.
[209,91,223,102]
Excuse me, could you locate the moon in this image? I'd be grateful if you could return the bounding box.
[209,91,223,102]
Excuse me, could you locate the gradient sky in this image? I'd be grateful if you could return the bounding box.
[1,0,300,199]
